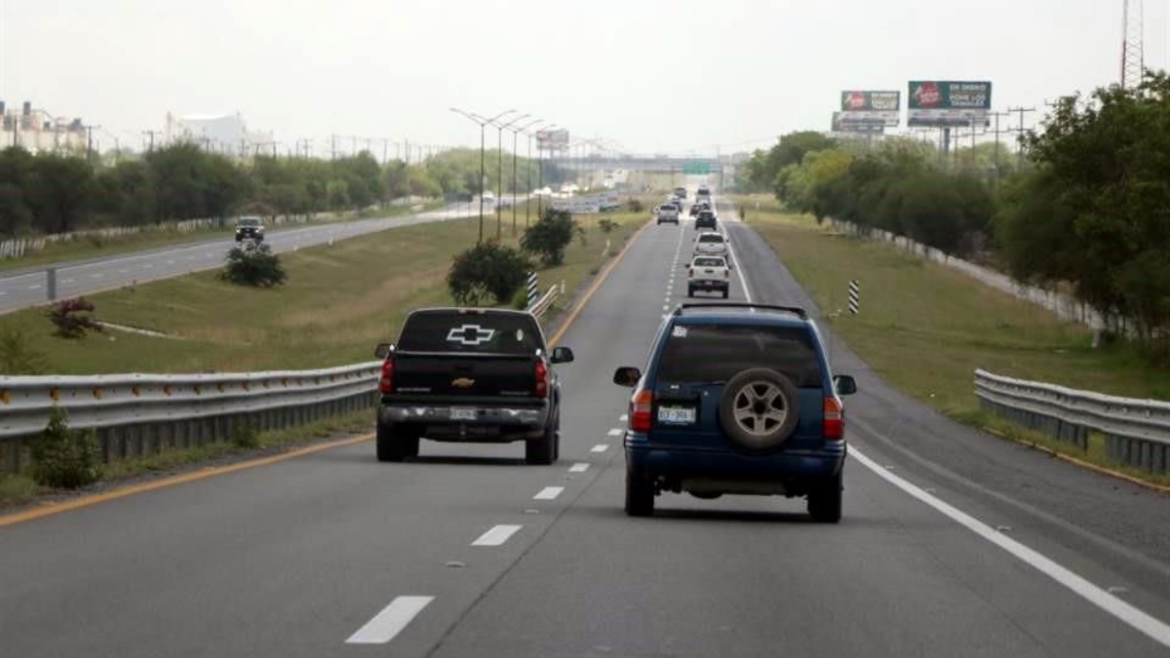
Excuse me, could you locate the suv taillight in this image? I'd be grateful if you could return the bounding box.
[378,359,395,394]
[823,397,844,440]
[534,360,549,397]
[630,389,654,432]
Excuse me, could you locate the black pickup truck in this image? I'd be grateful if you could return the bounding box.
[374,308,575,464]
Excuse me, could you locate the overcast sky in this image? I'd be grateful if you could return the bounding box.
[1,0,1167,155]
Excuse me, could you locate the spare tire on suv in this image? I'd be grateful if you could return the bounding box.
[718,368,801,452]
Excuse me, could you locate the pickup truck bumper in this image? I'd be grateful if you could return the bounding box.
[690,279,729,290]
[379,396,550,442]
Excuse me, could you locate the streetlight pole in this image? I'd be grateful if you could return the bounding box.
[490,113,529,241]
[506,117,543,236]
[449,107,516,243]
[524,122,552,228]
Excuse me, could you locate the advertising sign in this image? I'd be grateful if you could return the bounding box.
[838,90,900,127]
[907,81,992,127]
[536,128,570,152]
[831,112,885,134]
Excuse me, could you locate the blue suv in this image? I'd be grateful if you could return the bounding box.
[613,304,857,522]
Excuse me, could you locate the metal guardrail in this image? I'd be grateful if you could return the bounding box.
[974,369,1170,475]
[529,284,559,319]
[0,362,382,473]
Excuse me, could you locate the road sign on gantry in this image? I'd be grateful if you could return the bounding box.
[682,161,710,175]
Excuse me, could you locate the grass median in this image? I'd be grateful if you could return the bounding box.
[2,210,643,374]
[742,206,1170,483]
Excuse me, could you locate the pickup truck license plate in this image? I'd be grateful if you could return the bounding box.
[451,408,478,421]
[657,406,696,425]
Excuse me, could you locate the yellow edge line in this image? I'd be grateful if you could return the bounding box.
[0,433,373,528]
[985,427,1170,496]
[1,218,651,527]
[548,220,650,347]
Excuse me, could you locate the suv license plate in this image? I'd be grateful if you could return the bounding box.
[451,408,477,421]
[657,406,696,425]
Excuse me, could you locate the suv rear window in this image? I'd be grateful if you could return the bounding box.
[656,323,823,387]
[698,234,724,243]
[398,312,544,355]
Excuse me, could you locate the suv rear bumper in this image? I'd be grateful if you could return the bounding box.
[625,438,845,491]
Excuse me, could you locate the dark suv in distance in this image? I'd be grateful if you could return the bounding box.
[695,209,717,230]
[234,216,265,242]
[613,303,857,522]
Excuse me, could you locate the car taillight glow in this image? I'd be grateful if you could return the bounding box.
[823,397,844,440]
[379,359,395,394]
[630,389,654,432]
[534,360,549,397]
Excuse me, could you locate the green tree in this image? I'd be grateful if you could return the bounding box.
[26,153,94,233]
[521,209,576,265]
[447,242,532,306]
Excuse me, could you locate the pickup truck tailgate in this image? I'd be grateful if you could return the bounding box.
[393,352,535,397]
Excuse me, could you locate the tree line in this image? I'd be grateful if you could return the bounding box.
[0,144,566,237]
[740,71,1170,358]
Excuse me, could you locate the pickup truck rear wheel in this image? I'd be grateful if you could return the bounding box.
[526,412,558,465]
[376,422,420,462]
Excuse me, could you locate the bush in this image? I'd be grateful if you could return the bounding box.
[627,198,644,213]
[219,243,287,287]
[0,327,47,374]
[231,421,260,449]
[521,208,576,266]
[598,218,619,234]
[30,407,103,489]
[46,297,102,339]
[447,242,532,306]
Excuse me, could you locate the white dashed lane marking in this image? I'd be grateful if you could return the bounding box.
[607,428,623,437]
[346,596,434,645]
[569,463,590,473]
[533,487,564,501]
[591,444,610,453]
[471,524,522,547]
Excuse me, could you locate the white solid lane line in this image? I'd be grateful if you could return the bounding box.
[533,487,564,501]
[607,428,623,436]
[27,284,40,290]
[569,463,590,473]
[346,596,434,645]
[850,446,1170,648]
[591,444,609,453]
[471,524,522,547]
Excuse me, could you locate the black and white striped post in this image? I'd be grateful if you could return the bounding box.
[848,280,860,315]
[526,271,539,310]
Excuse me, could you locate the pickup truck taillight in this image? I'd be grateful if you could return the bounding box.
[823,397,844,440]
[534,360,549,397]
[630,389,654,432]
[378,359,395,394]
[687,268,693,278]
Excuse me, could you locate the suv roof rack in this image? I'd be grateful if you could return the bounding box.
[673,303,808,318]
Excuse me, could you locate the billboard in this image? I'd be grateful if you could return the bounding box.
[831,112,885,134]
[536,128,570,152]
[907,80,992,128]
[838,90,900,127]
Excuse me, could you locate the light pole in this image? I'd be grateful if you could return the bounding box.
[506,117,543,236]
[524,122,553,227]
[450,107,516,243]
[489,113,529,240]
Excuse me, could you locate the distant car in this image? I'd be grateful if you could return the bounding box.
[673,186,688,200]
[697,185,711,198]
[657,204,680,225]
[612,303,858,520]
[687,255,730,298]
[695,209,718,230]
[693,231,729,259]
[374,308,575,464]
[234,216,265,242]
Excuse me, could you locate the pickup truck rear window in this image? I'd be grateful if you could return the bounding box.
[398,312,544,355]
[656,324,823,387]
[698,234,724,243]
[693,257,725,267]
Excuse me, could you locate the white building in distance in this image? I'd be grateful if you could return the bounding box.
[164,112,274,157]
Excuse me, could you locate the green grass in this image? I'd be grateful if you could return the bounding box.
[745,211,1170,413]
[1,210,643,375]
[744,209,1170,483]
[0,474,38,508]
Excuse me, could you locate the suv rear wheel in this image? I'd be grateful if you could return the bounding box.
[625,467,655,516]
[377,422,420,462]
[807,470,843,523]
[526,412,559,465]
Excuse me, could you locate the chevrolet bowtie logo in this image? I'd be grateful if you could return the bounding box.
[452,378,475,389]
[447,324,495,346]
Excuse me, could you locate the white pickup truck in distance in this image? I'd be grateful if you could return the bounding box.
[693,231,729,259]
[687,255,731,298]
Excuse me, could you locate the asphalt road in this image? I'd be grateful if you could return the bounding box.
[0,202,483,315]
[1,207,1168,657]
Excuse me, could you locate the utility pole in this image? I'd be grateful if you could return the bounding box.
[85,124,101,163]
[989,111,1010,181]
[1121,0,1145,89]
[331,134,338,160]
[142,129,162,153]
[1007,106,1036,171]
